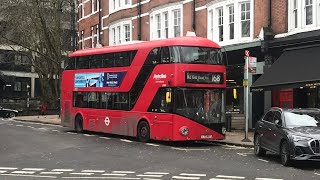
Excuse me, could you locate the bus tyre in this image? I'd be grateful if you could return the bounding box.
[75,115,84,133]
[138,121,150,143]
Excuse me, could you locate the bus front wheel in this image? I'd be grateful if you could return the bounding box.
[137,121,150,143]
[75,115,84,133]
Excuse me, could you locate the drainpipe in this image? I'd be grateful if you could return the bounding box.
[268,0,272,29]
[99,0,104,46]
[192,0,196,32]
[138,0,142,40]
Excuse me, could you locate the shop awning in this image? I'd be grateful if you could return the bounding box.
[251,45,320,91]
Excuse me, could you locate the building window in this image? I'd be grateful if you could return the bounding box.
[305,0,313,25]
[293,0,298,28]
[110,0,131,13]
[124,24,130,42]
[14,82,21,91]
[209,10,214,40]
[217,8,223,42]
[91,27,94,48]
[229,5,234,40]
[150,4,183,40]
[109,21,132,45]
[92,0,99,12]
[240,2,250,37]
[173,9,181,37]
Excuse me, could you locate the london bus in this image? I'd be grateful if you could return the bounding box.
[61,36,226,142]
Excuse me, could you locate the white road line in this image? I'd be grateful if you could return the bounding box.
[70,172,94,175]
[256,178,284,180]
[11,171,36,174]
[52,169,74,172]
[52,130,59,132]
[120,139,133,143]
[137,174,163,178]
[143,178,162,180]
[315,173,320,176]
[62,177,140,179]
[82,170,105,173]
[38,128,47,130]
[237,153,247,157]
[258,159,269,163]
[28,126,35,128]
[102,173,127,176]
[84,134,95,137]
[67,132,78,135]
[0,174,56,178]
[40,172,64,175]
[0,171,7,173]
[144,172,169,175]
[146,143,160,147]
[16,124,24,127]
[210,178,234,180]
[112,171,135,174]
[172,176,200,179]
[180,173,206,177]
[216,175,245,179]
[22,168,45,171]
[100,137,111,140]
[0,167,17,170]
[171,147,210,151]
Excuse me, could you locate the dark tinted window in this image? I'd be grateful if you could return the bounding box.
[263,111,274,123]
[145,48,160,65]
[66,57,75,70]
[73,92,88,108]
[102,53,115,68]
[274,111,282,126]
[148,88,173,113]
[77,56,90,69]
[89,56,102,68]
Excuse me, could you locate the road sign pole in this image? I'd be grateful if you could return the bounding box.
[242,55,251,142]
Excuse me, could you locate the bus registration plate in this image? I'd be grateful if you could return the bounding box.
[201,135,212,139]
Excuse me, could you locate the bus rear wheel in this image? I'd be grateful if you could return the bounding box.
[138,121,150,143]
[75,115,84,133]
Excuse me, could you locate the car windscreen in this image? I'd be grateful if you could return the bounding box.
[284,112,320,128]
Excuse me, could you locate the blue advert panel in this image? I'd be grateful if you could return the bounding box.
[74,72,126,88]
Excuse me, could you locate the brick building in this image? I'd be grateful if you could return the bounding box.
[78,0,320,129]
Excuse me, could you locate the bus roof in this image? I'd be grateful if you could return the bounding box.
[69,36,220,57]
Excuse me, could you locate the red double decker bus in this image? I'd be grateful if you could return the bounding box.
[61,36,226,142]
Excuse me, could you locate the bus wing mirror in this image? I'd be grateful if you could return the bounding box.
[166,92,172,103]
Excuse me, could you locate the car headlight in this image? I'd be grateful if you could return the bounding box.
[292,135,312,142]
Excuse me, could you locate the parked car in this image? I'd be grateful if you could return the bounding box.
[254,107,320,166]
[0,106,18,118]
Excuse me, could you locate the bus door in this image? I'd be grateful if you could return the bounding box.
[148,88,173,140]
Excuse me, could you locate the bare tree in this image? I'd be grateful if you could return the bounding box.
[0,0,76,107]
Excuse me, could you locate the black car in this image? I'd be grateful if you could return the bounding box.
[254,107,320,166]
[0,106,18,118]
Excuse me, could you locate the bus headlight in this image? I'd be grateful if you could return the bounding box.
[180,127,189,136]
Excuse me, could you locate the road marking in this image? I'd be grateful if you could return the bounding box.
[67,132,78,135]
[144,172,169,175]
[28,126,35,128]
[52,169,74,172]
[0,174,56,178]
[258,159,269,163]
[180,173,206,177]
[210,178,234,180]
[216,175,245,179]
[22,168,45,171]
[137,174,163,178]
[171,147,210,151]
[237,153,247,157]
[11,171,36,174]
[102,173,127,176]
[38,128,48,130]
[40,172,64,175]
[70,172,94,175]
[146,143,160,147]
[143,178,162,180]
[100,137,111,140]
[16,124,24,127]
[82,170,105,173]
[0,171,7,173]
[120,139,133,143]
[84,134,95,137]
[256,178,284,180]
[0,167,17,170]
[52,130,60,132]
[315,173,320,176]
[62,177,140,179]
[112,171,135,174]
[172,176,200,179]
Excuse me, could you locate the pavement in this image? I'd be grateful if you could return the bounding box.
[13,115,254,147]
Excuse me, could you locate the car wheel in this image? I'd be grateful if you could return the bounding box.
[75,115,84,133]
[281,141,292,166]
[254,135,266,156]
[137,121,150,143]
[8,112,16,118]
